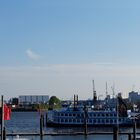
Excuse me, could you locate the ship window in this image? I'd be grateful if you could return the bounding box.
[114,120,117,123]
[89,114,92,117]
[102,114,105,117]
[77,119,80,123]
[61,113,64,116]
[81,119,84,123]
[89,119,92,123]
[98,114,100,117]
[73,119,76,122]
[81,114,84,117]
[94,120,96,123]
[98,119,100,123]
[73,114,76,117]
[102,120,104,123]
[106,119,109,123]
[114,114,117,117]
[69,113,72,116]
[110,114,113,117]
[77,114,80,117]
[61,119,64,122]
[65,119,68,122]
[69,119,72,122]
[110,119,113,123]
[106,114,109,117]
[65,113,68,116]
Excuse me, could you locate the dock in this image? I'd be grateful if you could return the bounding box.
[3,132,140,136]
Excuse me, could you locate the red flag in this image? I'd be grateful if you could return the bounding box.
[4,104,11,120]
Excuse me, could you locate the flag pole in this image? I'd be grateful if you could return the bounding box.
[1,95,4,140]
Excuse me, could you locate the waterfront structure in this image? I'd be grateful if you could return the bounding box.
[129,91,140,103]
[19,95,49,105]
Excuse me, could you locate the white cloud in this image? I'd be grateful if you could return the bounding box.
[26,48,40,60]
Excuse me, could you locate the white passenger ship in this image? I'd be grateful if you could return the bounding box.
[46,105,133,127]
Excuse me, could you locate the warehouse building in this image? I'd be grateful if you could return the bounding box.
[19,95,49,104]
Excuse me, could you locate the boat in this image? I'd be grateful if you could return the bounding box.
[46,103,133,127]
[46,81,137,127]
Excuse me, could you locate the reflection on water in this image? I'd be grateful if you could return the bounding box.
[5,112,40,133]
[7,135,128,140]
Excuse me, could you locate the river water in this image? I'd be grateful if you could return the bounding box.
[4,112,138,140]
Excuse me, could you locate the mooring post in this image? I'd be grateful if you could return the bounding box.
[40,114,43,137]
[1,95,4,140]
[3,127,6,140]
[42,114,45,127]
[84,120,87,136]
[113,125,118,140]
[46,112,47,127]
[128,133,132,140]
[84,105,88,135]
[133,119,136,140]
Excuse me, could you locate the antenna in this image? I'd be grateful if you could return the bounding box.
[93,80,97,101]
[106,82,108,97]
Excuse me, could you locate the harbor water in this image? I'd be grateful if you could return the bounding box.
[4,112,138,140]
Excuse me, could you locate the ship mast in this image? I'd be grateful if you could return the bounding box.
[111,84,115,99]
[93,80,97,101]
[105,82,108,106]
[106,82,108,97]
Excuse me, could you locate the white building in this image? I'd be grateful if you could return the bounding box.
[19,95,49,104]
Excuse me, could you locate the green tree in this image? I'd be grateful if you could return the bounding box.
[126,101,133,110]
[32,103,49,111]
[49,96,61,110]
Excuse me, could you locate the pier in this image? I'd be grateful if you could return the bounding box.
[2,131,140,140]
[2,131,140,136]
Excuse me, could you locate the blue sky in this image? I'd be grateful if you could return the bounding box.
[0,0,140,99]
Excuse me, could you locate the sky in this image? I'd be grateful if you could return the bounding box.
[0,0,140,100]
